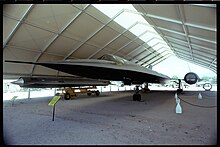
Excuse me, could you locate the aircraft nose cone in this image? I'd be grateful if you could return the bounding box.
[11,78,24,85]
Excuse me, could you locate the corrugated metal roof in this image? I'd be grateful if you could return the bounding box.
[3,4,216,79]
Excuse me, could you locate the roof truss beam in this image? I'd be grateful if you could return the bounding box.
[134,41,168,64]
[112,29,149,55]
[125,7,176,56]
[5,44,66,58]
[64,8,125,60]
[127,7,216,32]
[137,21,176,55]
[177,55,216,73]
[123,44,147,59]
[191,4,216,8]
[141,50,168,66]
[156,26,216,44]
[151,54,171,67]
[125,37,159,61]
[3,4,34,49]
[144,53,171,67]
[176,53,212,66]
[135,46,166,64]
[31,4,91,75]
[175,49,215,62]
[208,58,216,69]
[165,35,216,52]
[88,21,139,59]
[172,43,216,57]
[132,48,150,61]
[177,5,194,62]
[35,4,90,61]
[134,9,216,32]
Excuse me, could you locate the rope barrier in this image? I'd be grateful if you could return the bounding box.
[179,92,198,96]
[178,96,217,108]
[201,93,217,97]
[179,92,217,98]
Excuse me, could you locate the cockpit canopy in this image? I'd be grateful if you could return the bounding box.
[98,54,128,64]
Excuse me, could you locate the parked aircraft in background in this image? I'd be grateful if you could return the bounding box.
[196,80,211,87]
[195,80,212,91]
[5,54,199,101]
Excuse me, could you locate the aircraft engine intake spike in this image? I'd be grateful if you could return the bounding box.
[184,72,198,85]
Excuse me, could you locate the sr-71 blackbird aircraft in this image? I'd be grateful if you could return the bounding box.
[5,54,199,101]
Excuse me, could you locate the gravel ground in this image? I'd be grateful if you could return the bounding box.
[3,90,217,145]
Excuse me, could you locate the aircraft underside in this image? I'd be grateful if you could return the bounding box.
[5,59,199,102]
[36,63,168,85]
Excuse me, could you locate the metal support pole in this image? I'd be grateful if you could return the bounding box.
[7,84,9,93]
[28,88,31,99]
[54,88,56,95]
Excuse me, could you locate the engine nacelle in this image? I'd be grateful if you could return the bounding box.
[184,72,198,85]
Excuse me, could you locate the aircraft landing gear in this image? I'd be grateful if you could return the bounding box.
[177,79,183,94]
[133,93,141,101]
[64,93,71,100]
[142,83,150,93]
[133,86,141,101]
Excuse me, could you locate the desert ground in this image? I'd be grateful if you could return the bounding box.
[3,90,217,145]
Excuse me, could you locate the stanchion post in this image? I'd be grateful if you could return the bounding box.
[52,105,55,121]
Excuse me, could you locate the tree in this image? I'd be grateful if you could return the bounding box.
[201,76,210,81]
[210,76,217,84]
[172,75,179,80]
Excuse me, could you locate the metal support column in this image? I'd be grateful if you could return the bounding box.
[28,88,31,99]
[54,88,57,95]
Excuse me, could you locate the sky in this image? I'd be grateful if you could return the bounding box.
[153,55,216,78]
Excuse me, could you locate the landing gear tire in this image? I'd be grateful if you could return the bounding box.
[87,92,92,96]
[133,93,141,101]
[177,89,183,94]
[95,91,100,96]
[64,93,71,100]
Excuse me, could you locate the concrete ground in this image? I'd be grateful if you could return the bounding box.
[3,90,217,145]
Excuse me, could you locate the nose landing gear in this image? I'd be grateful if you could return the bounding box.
[133,86,141,101]
[177,79,183,93]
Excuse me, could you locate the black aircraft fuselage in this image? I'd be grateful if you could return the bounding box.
[5,54,199,86]
[5,54,170,85]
